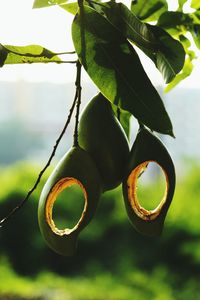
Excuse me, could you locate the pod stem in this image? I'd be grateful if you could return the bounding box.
[0,61,80,228]
[73,60,82,147]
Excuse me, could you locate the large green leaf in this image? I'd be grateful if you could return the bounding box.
[118,109,131,140]
[101,2,185,83]
[165,58,193,92]
[191,0,200,10]
[111,105,131,140]
[157,11,193,28]
[163,34,196,92]
[147,24,185,83]
[179,34,196,59]
[191,10,200,24]
[131,0,168,22]
[190,24,200,49]
[157,9,200,61]
[0,44,61,67]
[72,6,173,136]
[33,0,68,9]
[102,2,157,50]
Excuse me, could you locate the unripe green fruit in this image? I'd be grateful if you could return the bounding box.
[78,93,130,191]
[123,127,176,236]
[38,146,102,256]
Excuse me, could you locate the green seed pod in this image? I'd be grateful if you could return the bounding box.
[38,146,102,256]
[122,127,176,236]
[78,93,130,191]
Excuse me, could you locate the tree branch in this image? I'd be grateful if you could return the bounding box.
[73,61,82,147]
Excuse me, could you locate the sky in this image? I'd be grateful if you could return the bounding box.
[0,0,199,88]
[0,0,76,83]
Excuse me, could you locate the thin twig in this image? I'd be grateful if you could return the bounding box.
[73,61,82,147]
[55,51,76,55]
[73,0,83,147]
[0,60,80,227]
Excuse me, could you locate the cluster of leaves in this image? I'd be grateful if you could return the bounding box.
[154,0,200,91]
[0,0,199,137]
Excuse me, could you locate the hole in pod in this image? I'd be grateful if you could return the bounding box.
[46,178,87,235]
[127,161,168,221]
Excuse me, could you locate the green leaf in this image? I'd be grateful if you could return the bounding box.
[190,24,200,49]
[157,11,193,28]
[72,6,173,136]
[179,34,196,59]
[33,0,68,9]
[147,24,185,83]
[131,0,168,22]
[165,58,193,92]
[60,2,78,15]
[101,3,185,83]
[102,2,157,50]
[179,34,191,49]
[118,109,131,140]
[191,0,200,10]
[112,105,131,140]
[0,44,61,66]
[191,10,200,24]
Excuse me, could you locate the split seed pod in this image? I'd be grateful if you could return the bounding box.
[123,127,176,236]
[38,146,102,256]
[78,93,130,191]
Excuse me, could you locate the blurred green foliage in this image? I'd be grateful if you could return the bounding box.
[0,162,200,299]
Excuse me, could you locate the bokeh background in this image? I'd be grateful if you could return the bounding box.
[1,1,200,299]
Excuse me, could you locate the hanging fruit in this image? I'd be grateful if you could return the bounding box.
[38,146,102,256]
[78,93,130,191]
[122,127,176,236]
